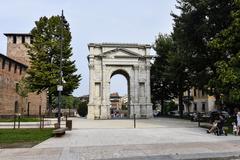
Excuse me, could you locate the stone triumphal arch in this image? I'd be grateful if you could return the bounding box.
[87,43,153,119]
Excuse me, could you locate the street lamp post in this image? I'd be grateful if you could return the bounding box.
[57,10,64,128]
[160,81,164,115]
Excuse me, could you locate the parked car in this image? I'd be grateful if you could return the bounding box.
[220,111,230,119]
[208,110,230,123]
[167,110,180,117]
[190,112,207,122]
[183,112,195,119]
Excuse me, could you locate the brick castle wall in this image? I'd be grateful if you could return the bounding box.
[0,33,47,116]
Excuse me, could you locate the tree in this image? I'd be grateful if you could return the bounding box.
[16,79,29,98]
[151,34,175,115]
[165,45,192,117]
[151,34,191,116]
[73,97,81,109]
[16,79,30,113]
[171,0,236,104]
[53,95,74,109]
[210,0,240,104]
[25,15,81,109]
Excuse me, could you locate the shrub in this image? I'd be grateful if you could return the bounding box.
[77,101,88,117]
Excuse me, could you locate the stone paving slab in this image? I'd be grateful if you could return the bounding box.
[1,142,240,160]
[1,118,240,160]
[34,128,240,148]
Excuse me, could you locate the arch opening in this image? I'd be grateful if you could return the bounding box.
[110,70,130,119]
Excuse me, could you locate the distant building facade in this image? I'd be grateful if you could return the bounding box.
[182,88,215,113]
[0,33,47,116]
[110,92,122,111]
[79,95,89,103]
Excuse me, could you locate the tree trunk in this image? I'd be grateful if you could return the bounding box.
[187,89,190,113]
[215,94,222,110]
[47,94,52,115]
[161,98,164,115]
[179,91,184,118]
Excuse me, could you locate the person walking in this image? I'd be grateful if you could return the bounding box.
[237,112,240,135]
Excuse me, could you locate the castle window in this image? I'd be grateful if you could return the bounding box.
[22,36,25,43]
[2,59,5,69]
[13,35,17,44]
[14,101,19,113]
[8,62,11,71]
[20,67,22,75]
[30,37,33,44]
[14,64,17,73]
[16,83,19,93]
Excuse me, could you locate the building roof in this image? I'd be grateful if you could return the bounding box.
[4,33,32,37]
[110,92,121,98]
[79,95,89,98]
[0,53,28,68]
[88,43,151,49]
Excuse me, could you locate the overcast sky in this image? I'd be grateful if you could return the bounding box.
[0,0,178,97]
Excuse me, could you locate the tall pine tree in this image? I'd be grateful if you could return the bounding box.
[26,15,81,108]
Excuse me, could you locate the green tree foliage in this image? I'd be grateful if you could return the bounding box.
[60,96,74,109]
[16,79,29,98]
[73,97,81,109]
[25,15,81,107]
[16,79,30,112]
[151,34,175,114]
[166,47,192,116]
[52,95,76,109]
[151,34,191,116]
[171,0,237,104]
[152,1,239,115]
[165,101,178,114]
[210,0,240,103]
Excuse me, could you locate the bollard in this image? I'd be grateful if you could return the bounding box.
[65,115,68,128]
[42,115,45,128]
[134,114,136,128]
[13,115,16,129]
[18,115,20,128]
[39,116,42,129]
[198,113,200,127]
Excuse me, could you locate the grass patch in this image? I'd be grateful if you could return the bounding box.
[0,117,40,122]
[0,128,53,148]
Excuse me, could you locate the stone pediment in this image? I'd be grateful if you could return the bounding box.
[101,48,142,58]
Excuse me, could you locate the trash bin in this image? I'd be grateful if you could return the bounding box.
[54,123,60,129]
[66,120,72,130]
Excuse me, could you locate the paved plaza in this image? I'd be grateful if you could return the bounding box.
[1,118,240,160]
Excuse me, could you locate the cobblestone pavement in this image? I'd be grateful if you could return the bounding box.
[1,117,240,160]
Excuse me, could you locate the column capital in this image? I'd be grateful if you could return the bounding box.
[89,63,94,69]
[133,65,139,70]
[145,65,151,70]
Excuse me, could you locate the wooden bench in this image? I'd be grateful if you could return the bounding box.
[52,128,66,137]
